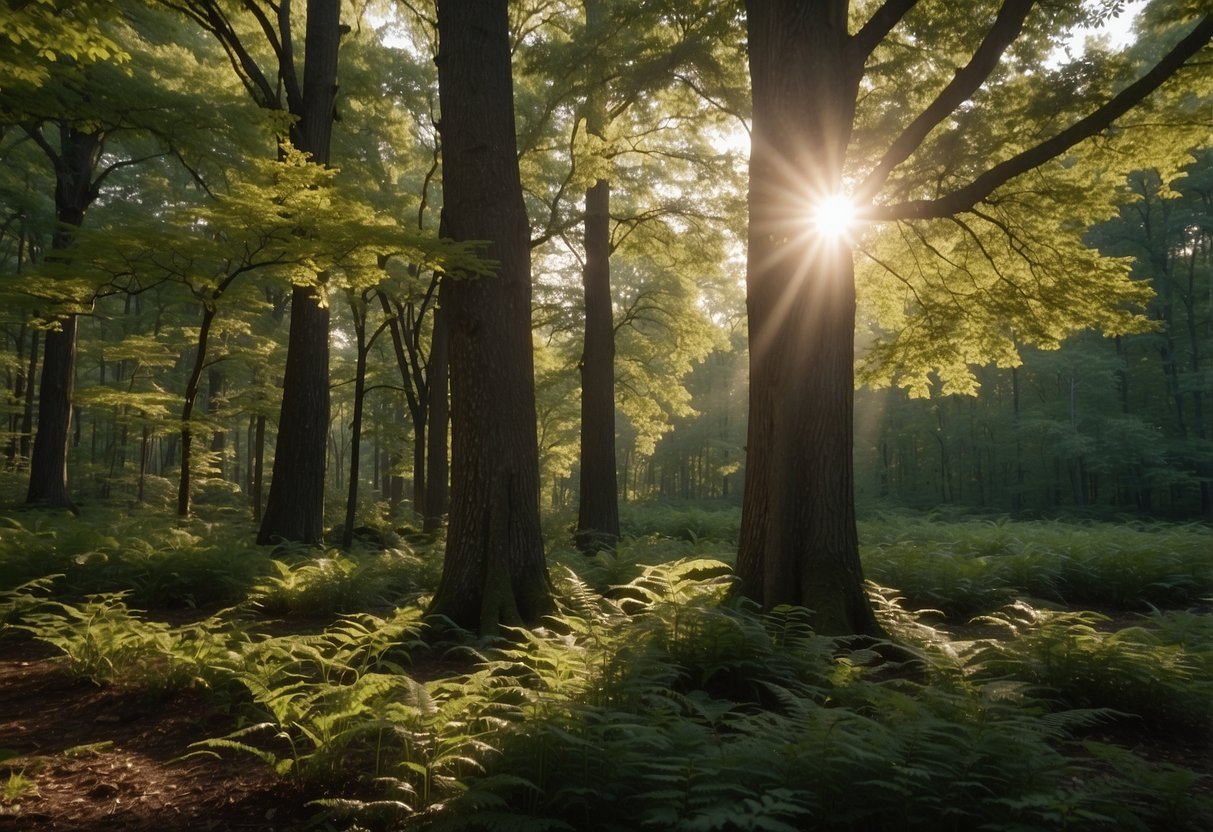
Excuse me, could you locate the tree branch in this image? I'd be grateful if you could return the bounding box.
[848,0,920,70]
[20,123,60,167]
[158,0,279,109]
[855,0,1036,204]
[92,152,168,191]
[873,14,1213,222]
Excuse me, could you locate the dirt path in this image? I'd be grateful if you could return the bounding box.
[0,638,317,832]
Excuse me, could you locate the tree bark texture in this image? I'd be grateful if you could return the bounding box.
[257,0,340,544]
[737,0,881,637]
[25,316,77,508]
[424,301,449,532]
[258,284,330,544]
[427,0,552,632]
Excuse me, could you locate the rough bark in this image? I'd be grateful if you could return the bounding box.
[257,0,340,545]
[737,0,881,637]
[575,174,620,552]
[424,301,449,532]
[258,284,330,544]
[427,0,552,633]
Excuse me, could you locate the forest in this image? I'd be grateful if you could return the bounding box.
[0,0,1211,830]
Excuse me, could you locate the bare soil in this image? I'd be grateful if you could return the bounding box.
[0,637,321,832]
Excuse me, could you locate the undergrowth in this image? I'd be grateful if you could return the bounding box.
[860,515,1213,616]
[1,505,1209,830]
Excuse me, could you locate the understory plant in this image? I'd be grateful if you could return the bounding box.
[3,508,1210,831]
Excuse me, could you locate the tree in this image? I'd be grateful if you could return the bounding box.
[3,4,219,508]
[255,0,342,544]
[156,0,343,543]
[738,1,1212,635]
[575,0,619,553]
[426,0,553,633]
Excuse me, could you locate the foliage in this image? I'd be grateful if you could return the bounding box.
[0,511,271,607]
[965,602,1213,736]
[247,547,430,617]
[861,515,1213,615]
[3,507,1211,830]
[12,588,234,695]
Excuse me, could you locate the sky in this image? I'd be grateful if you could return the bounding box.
[1060,0,1147,57]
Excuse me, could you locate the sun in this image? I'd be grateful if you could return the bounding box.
[811,192,858,240]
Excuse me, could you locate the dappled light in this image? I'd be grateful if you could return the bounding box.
[3,0,1212,829]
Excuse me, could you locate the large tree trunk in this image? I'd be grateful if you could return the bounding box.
[424,302,449,532]
[26,126,104,510]
[575,0,619,554]
[427,0,552,633]
[574,177,619,551]
[736,1,881,637]
[257,0,340,545]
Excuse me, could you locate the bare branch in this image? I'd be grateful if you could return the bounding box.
[158,0,280,109]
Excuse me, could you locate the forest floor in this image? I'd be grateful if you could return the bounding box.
[0,636,318,832]
[2,615,1210,831]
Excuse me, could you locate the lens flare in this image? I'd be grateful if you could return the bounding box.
[811,193,857,240]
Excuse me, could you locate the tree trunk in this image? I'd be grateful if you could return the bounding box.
[26,316,78,509]
[343,296,370,549]
[736,1,881,637]
[575,174,620,552]
[575,0,619,554]
[257,0,341,545]
[258,285,330,544]
[25,126,104,509]
[427,0,552,633]
[424,301,449,532]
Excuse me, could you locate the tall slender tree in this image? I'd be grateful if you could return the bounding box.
[256,0,341,544]
[574,0,619,553]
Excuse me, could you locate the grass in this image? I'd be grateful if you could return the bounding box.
[1,501,1210,830]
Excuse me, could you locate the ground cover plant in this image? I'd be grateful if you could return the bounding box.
[1,503,1210,831]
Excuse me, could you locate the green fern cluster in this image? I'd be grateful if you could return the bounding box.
[247,548,428,617]
[0,513,269,607]
[4,506,1210,832]
[11,588,234,694]
[964,601,1213,736]
[395,562,1210,832]
[862,516,1213,616]
[618,503,742,543]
